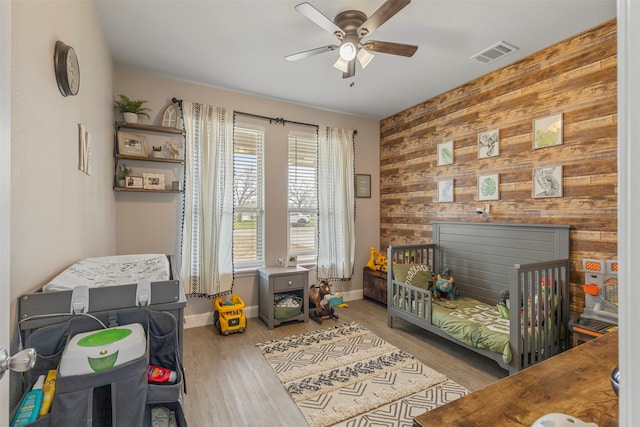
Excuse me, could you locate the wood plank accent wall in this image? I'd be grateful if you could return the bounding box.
[379,19,617,317]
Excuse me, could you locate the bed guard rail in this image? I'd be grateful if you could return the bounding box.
[509,259,571,371]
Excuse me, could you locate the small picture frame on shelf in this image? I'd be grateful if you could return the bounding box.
[143,173,165,190]
[288,255,298,267]
[125,176,143,189]
[117,132,148,157]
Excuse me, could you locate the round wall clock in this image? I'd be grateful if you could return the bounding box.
[54,40,80,97]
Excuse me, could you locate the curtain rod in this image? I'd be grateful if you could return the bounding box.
[173,100,357,135]
[235,111,318,129]
[235,110,358,135]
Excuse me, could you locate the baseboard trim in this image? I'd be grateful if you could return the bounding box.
[184,289,363,329]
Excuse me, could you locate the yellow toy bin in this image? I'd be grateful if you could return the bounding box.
[214,295,247,335]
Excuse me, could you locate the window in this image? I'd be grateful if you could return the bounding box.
[288,130,318,263]
[233,124,265,269]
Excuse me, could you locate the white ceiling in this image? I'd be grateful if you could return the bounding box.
[94,0,616,120]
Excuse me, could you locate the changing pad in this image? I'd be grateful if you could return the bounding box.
[43,254,170,292]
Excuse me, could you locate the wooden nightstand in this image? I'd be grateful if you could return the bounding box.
[363,267,387,305]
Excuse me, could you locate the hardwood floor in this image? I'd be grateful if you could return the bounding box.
[182,299,507,426]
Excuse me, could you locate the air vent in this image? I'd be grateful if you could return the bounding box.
[470,41,518,64]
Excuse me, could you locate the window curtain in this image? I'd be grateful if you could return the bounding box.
[317,126,356,279]
[178,102,234,297]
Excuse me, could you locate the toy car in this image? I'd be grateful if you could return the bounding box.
[214,295,247,335]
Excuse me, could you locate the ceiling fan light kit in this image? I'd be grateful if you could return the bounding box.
[357,47,375,69]
[287,0,418,78]
[339,40,357,61]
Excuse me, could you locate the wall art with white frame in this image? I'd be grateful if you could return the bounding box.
[532,165,563,198]
[533,113,563,149]
[437,140,454,166]
[478,174,499,201]
[438,179,454,202]
[478,129,499,159]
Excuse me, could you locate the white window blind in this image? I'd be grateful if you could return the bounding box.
[233,124,265,269]
[288,130,318,263]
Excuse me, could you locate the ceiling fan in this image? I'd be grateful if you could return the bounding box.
[285,0,418,78]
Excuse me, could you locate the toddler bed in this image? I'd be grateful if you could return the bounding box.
[387,222,571,374]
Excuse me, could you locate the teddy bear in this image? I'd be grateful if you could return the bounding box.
[433,268,457,300]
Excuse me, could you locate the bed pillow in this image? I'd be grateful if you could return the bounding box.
[393,264,434,290]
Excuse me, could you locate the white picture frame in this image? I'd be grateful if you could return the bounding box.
[125,176,143,189]
[533,113,563,149]
[532,165,563,198]
[478,129,500,159]
[438,179,454,202]
[437,140,454,166]
[143,173,165,190]
[478,174,499,201]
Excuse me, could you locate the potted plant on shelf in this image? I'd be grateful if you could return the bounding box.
[114,94,152,124]
[118,164,133,187]
[151,145,163,158]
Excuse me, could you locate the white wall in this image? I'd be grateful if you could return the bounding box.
[113,68,381,318]
[10,0,115,332]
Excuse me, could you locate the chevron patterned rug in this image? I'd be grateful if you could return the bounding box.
[256,322,468,427]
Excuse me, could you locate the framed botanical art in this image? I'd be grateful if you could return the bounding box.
[438,179,454,202]
[478,174,499,201]
[117,132,148,157]
[533,113,563,149]
[437,140,454,166]
[478,129,499,159]
[532,165,563,198]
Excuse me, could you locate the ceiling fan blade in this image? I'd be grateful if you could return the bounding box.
[358,0,411,36]
[363,40,418,57]
[342,59,356,79]
[285,45,338,61]
[295,2,345,38]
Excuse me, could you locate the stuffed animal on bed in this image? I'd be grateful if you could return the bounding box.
[433,268,457,300]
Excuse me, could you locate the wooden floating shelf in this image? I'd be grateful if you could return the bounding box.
[116,121,185,135]
[115,154,184,164]
[113,187,183,194]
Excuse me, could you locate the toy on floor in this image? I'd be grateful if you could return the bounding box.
[213,294,247,335]
[309,280,339,324]
[367,247,388,272]
[433,268,457,300]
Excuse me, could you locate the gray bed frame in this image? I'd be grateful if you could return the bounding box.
[387,221,571,374]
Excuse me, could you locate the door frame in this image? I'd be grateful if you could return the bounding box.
[0,0,12,419]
